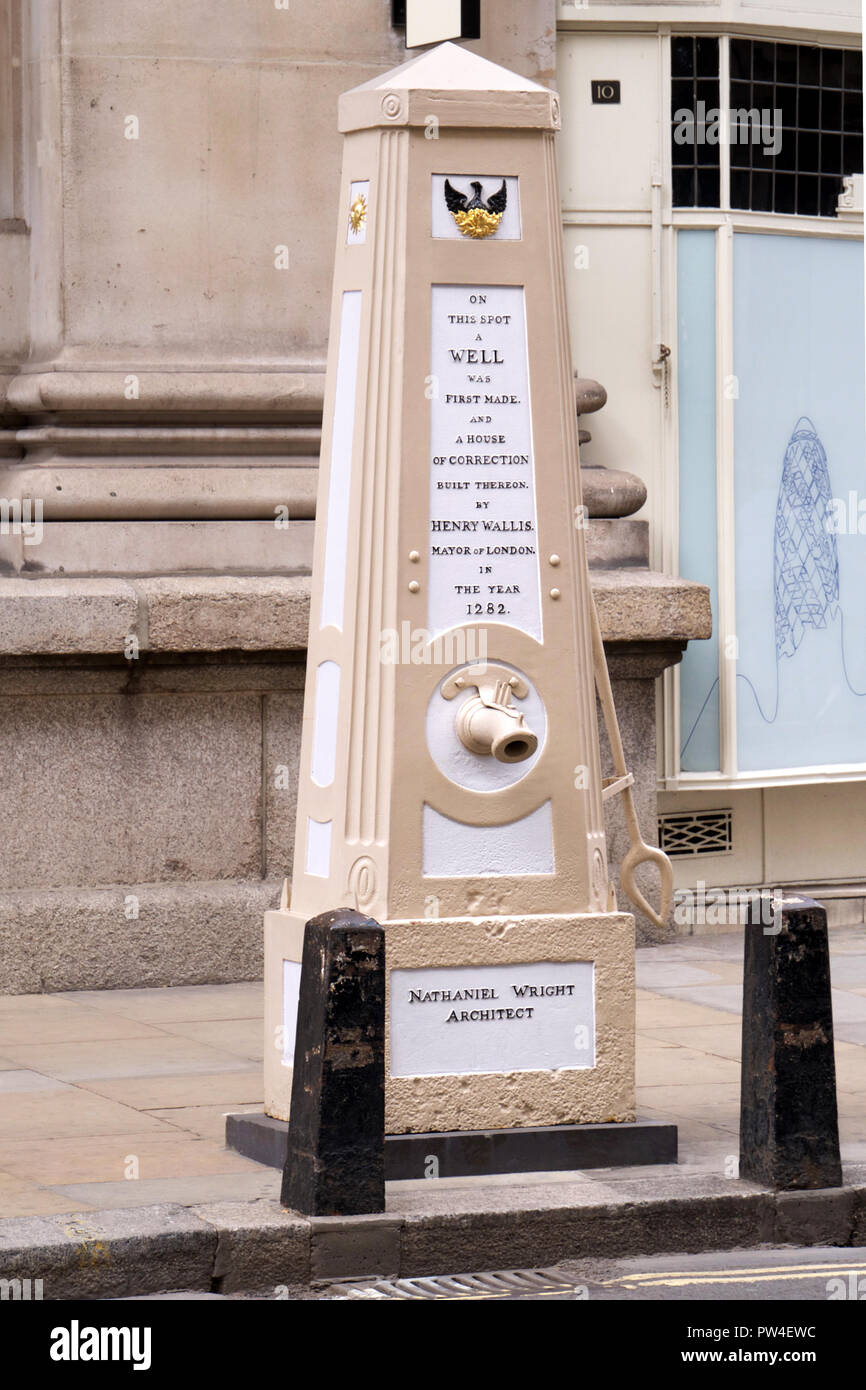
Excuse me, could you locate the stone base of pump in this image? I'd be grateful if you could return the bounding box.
[226,1112,678,1179]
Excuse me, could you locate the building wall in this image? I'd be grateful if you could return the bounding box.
[557,4,865,901]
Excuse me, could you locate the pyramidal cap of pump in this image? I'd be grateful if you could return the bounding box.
[339,41,561,133]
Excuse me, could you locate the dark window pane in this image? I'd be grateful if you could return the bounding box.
[776,130,797,171]
[820,131,842,172]
[797,174,819,215]
[843,131,863,173]
[821,48,844,88]
[730,169,750,208]
[730,109,758,146]
[822,89,842,130]
[799,48,821,86]
[774,172,796,213]
[671,78,695,115]
[776,44,798,85]
[672,110,697,161]
[798,87,820,128]
[775,85,798,125]
[799,129,820,169]
[672,36,862,216]
[819,176,842,216]
[844,49,862,88]
[751,169,772,209]
[730,40,751,81]
[673,167,695,206]
[696,167,720,206]
[671,36,694,78]
[753,42,775,82]
[696,137,718,166]
[695,36,719,77]
[843,91,863,134]
[754,82,774,112]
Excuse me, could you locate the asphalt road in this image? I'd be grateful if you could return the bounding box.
[118,1246,866,1301]
[323,1247,866,1301]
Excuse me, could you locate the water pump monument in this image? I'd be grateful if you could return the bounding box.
[261,42,672,1155]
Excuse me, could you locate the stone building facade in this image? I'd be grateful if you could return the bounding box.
[0,1,709,991]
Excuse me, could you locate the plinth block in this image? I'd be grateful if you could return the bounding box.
[229,1112,678,1177]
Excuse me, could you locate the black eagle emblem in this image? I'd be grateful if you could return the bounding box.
[443,179,508,238]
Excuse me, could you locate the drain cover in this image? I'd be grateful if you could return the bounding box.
[328,1268,577,1300]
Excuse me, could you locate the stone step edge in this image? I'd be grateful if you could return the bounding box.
[1,1183,862,1299]
[0,569,711,656]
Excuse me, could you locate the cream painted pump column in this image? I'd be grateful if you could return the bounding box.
[265,42,644,1134]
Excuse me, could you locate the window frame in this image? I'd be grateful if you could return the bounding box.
[663,30,866,792]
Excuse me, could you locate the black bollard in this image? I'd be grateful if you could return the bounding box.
[281,908,386,1216]
[740,892,842,1190]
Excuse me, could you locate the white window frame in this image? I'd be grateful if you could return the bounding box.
[660,30,866,791]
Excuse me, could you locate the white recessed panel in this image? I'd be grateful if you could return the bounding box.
[320,290,362,632]
[311,660,340,787]
[281,959,302,1067]
[390,960,595,1076]
[423,801,554,877]
[427,284,542,641]
[305,818,332,878]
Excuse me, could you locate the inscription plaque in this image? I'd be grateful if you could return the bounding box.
[428,284,542,641]
[390,961,595,1077]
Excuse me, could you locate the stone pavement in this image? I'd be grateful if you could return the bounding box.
[1,928,865,1222]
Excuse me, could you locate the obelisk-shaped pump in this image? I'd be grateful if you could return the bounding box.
[264,43,661,1134]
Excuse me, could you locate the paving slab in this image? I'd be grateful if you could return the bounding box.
[79,1070,263,1111]
[0,926,863,1278]
[55,982,264,1023]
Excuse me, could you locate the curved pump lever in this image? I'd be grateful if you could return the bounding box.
[589,595,673,930]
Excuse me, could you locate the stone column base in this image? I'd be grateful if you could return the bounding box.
[265,907,635,1132]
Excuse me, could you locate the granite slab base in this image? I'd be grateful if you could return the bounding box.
[226,1112,677,1179]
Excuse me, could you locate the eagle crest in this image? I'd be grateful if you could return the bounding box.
[444,178,507,239]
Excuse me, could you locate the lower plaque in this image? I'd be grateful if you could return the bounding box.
[389,960,595,1077]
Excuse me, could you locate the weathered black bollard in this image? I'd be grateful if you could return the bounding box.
[740,892,842,1190]
[281,908,385,1216]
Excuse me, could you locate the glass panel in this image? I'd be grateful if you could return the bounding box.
[821,49,844,89]
[677,231,720,773]
[776,44,798,85]
[798,47,821,87]
[733,235,866,772]
[671,38,720,208]
[774,172,796,213]
[672,36,694,78]
[730,39,751,81]
[696,168,720,205]
[673,167,695,206]
[695,36,718,77]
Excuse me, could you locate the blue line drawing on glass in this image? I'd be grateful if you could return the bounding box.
[774,417,838,660]
[681,416,865,761]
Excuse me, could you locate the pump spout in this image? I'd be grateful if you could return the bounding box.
[453,676,538,763]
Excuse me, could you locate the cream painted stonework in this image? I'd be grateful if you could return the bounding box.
[264,44,636,1133]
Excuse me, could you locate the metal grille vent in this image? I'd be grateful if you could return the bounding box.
[328,1268,576,1300]
[658,809,733,857]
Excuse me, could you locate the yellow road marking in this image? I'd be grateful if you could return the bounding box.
[608,1269,866,1290]
[601,1261,866,1285]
